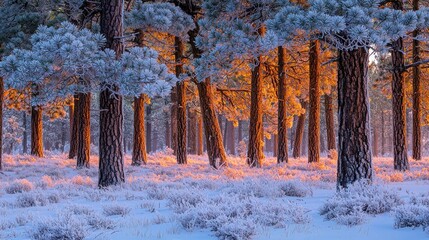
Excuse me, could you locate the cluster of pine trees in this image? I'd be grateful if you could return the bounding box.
[1,0,429,189]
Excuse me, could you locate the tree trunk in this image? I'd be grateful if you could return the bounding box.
[31,105,43,157]
[324,93,336,150]
[381,110,386,156]
[188,20,226,168]
[0,77,3,169]
[132,94,147,165]
[277,46,289,163]
[175,36,187,164]
[247,27,265,167]
[293,102,307,158]
[68,95,78,159]
[197,79,227,168]
[308,40,321,163]
[337,47,372,189]
[146,104,152,153]
[165,112,170,148]
[238,120,243,143]
[22,112,28,154]
[98,0,125,187]
[390,1,409,171]
[197,113,203,155]
[76,92,91,168]
[226,120,236,155]
[188,108,197,154]
[373,125,379,157]
[412,0,421,161]
[171,88,177,154]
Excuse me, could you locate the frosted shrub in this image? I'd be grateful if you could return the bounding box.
[212,217,257,240]
[5,179,33,194]
[66,205,94,216]
[86,213,116,230]
[32,214,86,240]
[146,186,168,200]
[394,204,429,229]
[15,191,61,208]
[278,181,312,197]
[103,204,131,216]
[177,194,310,239]
[167,189,204,213]
[320,181,402,226]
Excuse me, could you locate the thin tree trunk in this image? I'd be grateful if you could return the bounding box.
[76,92,91,168]
[391,1,409,171]
[197,113,203,155]
[132,29,147,165]
[188,108,197,154]
[175,36,187,164]
[293,102,307,158]
[308,40,321,163]
[0,77,3,169]
[238,120,243,143]
[226,120,236,155]
[98,0,125,187]
[171,88,177,154]
[277,46,288,163]
[412,0,421,161]
[188,21,226,168]
[247,27,265,167]
[373,125,379,157]
[337,47,372,189]
[324,93,336,150]
[22,112,28,154]
[381,110,386,156]
[165,112,170,148]
[31,105,43,157]
[68,95,78,159]
[146,104,152,153]
[273,134,278,157]
[132,94,147,165]
[197,79,227,167]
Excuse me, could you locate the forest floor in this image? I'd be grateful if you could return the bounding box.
[0,151,429,240]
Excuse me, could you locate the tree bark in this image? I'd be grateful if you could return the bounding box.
[381,110,386,156]
[308,40,321,163]
[197,113,203,155]
[98,0,125,187]
[412,0,421,161]
[171,88,177,154]
[76,92,91,168]
[132,94,147,165]
[373,125,379,157]
[188,20,227,168]
[390,1,409,171]
[175,36,187,164]
[146,104,152,153]
[238,120,243,144]
[197,79,227,168]
[277,46,288,163]
[324,93,336,150]
[22,112,28,154]
[188,108,197,154]
[337,47,372,189]
[226,120,236,155]
[68,95,78,159]
[247,28,265,167]
[293,102,307,158]
[31,105,43,157]
[0,77,3,169]
[165,112,170,148]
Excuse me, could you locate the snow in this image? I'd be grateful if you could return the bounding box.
[0,152,429,240]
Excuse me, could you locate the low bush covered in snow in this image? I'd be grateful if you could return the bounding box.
[320,181,403,226]
[394,194,429,232]
[32,214,87,240]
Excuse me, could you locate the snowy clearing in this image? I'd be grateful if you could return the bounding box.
[0,153,429,240]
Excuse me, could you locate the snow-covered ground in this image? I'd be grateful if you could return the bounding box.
[0,152,428,240]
